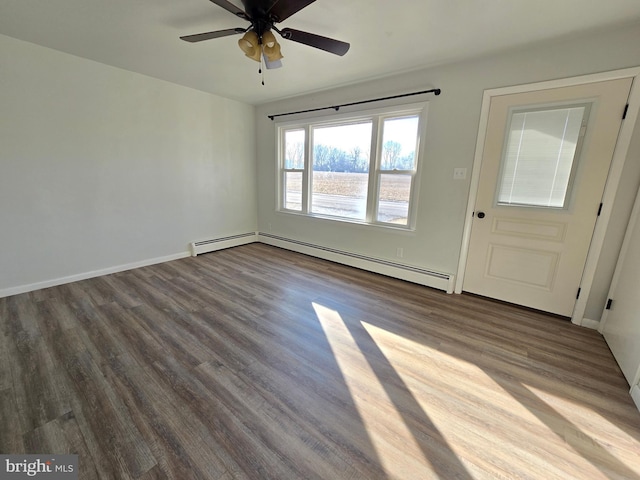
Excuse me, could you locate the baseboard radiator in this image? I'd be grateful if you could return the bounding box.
[190,232,259,256]
[190,232,454,293]
[258,233,455,293]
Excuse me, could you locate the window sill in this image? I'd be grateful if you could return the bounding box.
[276,209,416,233]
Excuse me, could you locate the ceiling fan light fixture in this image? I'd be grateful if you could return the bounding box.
[263,43,284,62]
[238,30,261,62]
[261,30,277,48]
[261,30,284,62]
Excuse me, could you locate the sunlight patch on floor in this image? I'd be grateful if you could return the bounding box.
[357,320,584,475]
[312,302,435,479]
[359,321,544,421]
[523,383,640,477]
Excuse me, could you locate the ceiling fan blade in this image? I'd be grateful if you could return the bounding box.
[209,0,250,20]
[280,28,350,56]
[180,28,246,43]
[266,0,317,22]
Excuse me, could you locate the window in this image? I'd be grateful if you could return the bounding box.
[278,103,427,228]
[283,129,305,211]
[497,104,590,209]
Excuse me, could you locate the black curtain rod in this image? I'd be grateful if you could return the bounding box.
[267,88,441,121]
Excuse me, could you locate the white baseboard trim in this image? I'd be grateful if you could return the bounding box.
[631,385,640,413]
[258,233,455,293]
[1,231,455,298]
[190,232,259,256]
[580,318,601,330]
[0,251,191,299]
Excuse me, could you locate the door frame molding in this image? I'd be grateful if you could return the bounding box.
[599,184,640,392]
[455,67,640,326]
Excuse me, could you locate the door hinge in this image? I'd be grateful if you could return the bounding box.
[606,298,614,310]
[597,203,603,216]
[576,288,581,299]
[622,104,629,120]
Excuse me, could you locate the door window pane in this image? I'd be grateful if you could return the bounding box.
[377,174,411,225]
[497,106,586,208]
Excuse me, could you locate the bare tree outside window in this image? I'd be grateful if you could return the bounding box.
[381,141,403,169]
[285,141,304,169]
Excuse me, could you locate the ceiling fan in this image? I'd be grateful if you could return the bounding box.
[180,0,350,69]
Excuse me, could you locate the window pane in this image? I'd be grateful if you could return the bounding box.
[377,174,411,225]
[311,172,369,219]
[497,106,585,208]
[284,171,302,211]
[312,122,372,173]
[284,129,305,169]
[380,116,419,171]
[311,122,372,220]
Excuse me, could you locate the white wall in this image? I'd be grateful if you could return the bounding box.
[256,23,640,321]
[0,34,257,296]
[3,23,639,320]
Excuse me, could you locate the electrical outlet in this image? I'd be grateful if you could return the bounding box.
[396,247,403,258]
[453,168,467,180]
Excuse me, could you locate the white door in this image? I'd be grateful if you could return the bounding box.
[602,187,640,386]
[464,78,632,316]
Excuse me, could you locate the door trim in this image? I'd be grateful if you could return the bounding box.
[455,67,640,326]
[599,184,640,391]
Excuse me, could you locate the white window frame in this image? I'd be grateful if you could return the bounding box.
[276,102,429,229]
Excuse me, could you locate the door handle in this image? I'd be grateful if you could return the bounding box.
[476,211,486,219]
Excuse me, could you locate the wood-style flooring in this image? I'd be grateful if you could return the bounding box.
[1,243,639,479]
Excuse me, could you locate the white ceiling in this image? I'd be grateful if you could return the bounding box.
[2,0,640,105]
